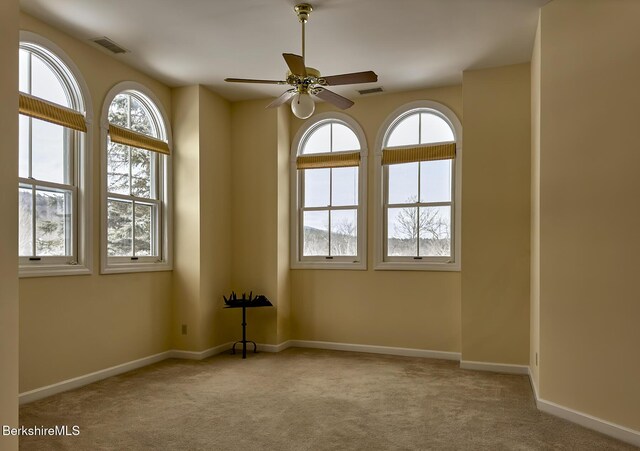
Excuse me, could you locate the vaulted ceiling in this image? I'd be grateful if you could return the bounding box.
[20,0,548,101]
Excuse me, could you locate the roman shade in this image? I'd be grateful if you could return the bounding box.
[19,92,87,133]
[108,124,170,155]
[296,151,360,169]
[382,142,455,165]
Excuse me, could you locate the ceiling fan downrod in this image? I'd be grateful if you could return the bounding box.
[294,3,313,66]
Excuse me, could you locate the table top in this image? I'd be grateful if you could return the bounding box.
[223,300,273,309]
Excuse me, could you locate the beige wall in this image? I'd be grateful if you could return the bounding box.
[171,86,203,351]
[229,100,291,344]
[171,85,235,351]
[198,86,237,347]
[538,0,640,430]
[289,87,463,352]
[461,64,531,365]
[530,14,541,388]
[19,13,173,392]
[0,0,19,449]
[276,106,292,344]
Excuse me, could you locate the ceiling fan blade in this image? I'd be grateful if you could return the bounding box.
[225,78,287,85]
[283,53,307,77]
[314,88,354,110]
[321,71,378,86]
[266,90,295,109]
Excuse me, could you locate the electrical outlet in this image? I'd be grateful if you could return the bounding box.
[535,352,538,366]
[181,324,187,335]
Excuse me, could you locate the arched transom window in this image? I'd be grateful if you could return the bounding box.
[377,102,461,270]
[18,39,90,276]
[103,85,171,272]
[291,114,367,269]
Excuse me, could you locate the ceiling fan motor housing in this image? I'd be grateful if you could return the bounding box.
[294,3,313,22]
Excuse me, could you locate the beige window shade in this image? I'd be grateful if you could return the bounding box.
[19,92,87,132]
[108,124,170,155]
[382,143,455,165]
[297,151,360,170]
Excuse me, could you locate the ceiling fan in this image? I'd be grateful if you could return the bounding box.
[224,3,378,119]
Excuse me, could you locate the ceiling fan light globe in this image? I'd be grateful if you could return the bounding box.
[291,92,315,119]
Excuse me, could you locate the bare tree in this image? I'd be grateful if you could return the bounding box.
[331,218,357,255]
[391,196,450,256]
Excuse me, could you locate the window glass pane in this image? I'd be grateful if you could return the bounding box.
[303,168,330,207]
[108,94,129,127]
[19,187,33,256]
[331,123,359,152]
[420,160,452,203]
[129,95,156,137]
[131,148,152,198]
[108,199,133,256]
[387,207,417,256]
[35,188,70,256]
[330,209,357,256]
[388,162,418,204]
[107,142,130,195]
[31,118,67,184]
[19,115,30,178]
[419,206,451,257]
[303,210,328,256]
[19,49,29,93]
[387,113,419,147]
[30,53,69,107]
[135,203,154,256]
[303,123,330,154]
[420,113,454,144]
[331,167,358,207]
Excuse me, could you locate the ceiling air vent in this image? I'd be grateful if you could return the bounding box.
[91,37,128,54]
[358,87,384,95]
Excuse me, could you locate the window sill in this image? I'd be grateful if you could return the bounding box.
[19,264,92,278]
[374,261,460,272]
[291,260,367,271]
[101,260,173,275]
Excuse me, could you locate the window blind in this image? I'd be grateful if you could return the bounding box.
[382,143,455,165]
[296,151,360,169]
[19,92,87,133]
[108,123,170,155]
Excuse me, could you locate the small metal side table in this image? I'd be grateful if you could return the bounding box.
[223,296,273,359]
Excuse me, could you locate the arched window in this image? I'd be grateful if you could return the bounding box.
[101,83,172,273]
[18,35,91,276]
[291,113,367,269]
[376,101,462,270]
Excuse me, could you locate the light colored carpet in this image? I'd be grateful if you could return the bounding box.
[20,348,637,450]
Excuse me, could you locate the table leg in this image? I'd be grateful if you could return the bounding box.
[242,305,247,359]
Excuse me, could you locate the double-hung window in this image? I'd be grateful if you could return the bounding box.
[18,39,90,276]
[376,102,462,270]
[291,113,367,269]
[102,85,171,273]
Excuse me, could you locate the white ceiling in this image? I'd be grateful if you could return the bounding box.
[19,0,547,102]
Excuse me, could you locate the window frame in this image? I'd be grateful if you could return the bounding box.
[290,112,368,270]
[100,81,173,274]
[374,100,462,271]
[18,31,93,278]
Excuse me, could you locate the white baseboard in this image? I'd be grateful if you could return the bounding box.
[19,343,235,405]
[169,342,233,360]
[257,341,292,353]
[19,350,172,405]
[527,371,640,447]
[288,340,461,361]
[460,360,530,375]
[528,368,540,401]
